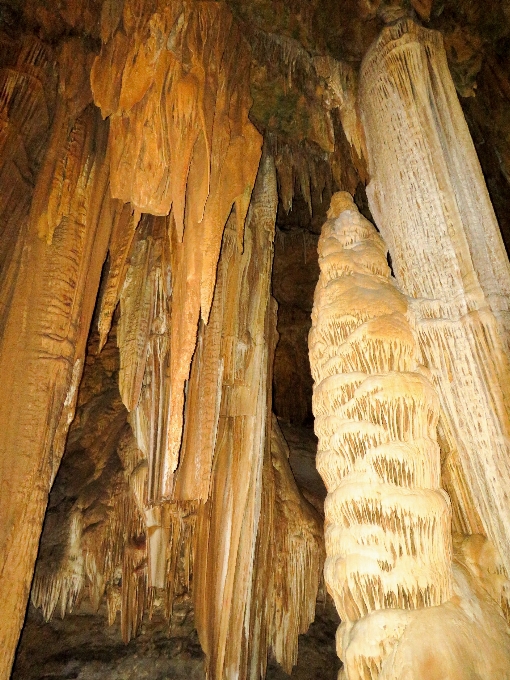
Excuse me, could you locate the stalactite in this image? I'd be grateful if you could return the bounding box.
[29,327,198,646]
[192,151,277,680]
[171,151,323,679]
[92,1,262,498]
[248,29,316,93]
[310,192,453,677]
[313,56,366,175]
[359,18,510,578]
[190,161,324,676]
[0,32,56,304]
[30,323,127,627]
[0,38,113,676]
[269,136,333,216]
[97,202,140,350]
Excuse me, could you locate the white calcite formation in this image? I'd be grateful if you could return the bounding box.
[310,193,510,679]
[360,19,510,578]
[309,192,453,676]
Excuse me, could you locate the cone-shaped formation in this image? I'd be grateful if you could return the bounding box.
[309,192,453,676]
[248,415,324,677]
[360,19,510,577]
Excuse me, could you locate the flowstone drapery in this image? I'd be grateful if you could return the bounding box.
[360,19,510,575]
[0,40,114,676]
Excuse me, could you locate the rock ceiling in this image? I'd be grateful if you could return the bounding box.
[0,0,510,679]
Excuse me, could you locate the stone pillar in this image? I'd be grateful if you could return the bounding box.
[360,19,510,577]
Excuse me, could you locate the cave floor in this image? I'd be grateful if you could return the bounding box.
[12,597,340,680]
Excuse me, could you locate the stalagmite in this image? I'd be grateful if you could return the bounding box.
[359,19,510,576]
[309,192,454,676]
[0,39,113,677]
[92,0,262,498]
[264,416,324,675]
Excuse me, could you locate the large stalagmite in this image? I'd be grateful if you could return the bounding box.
[310,192,453,675]
[310,193,510,679]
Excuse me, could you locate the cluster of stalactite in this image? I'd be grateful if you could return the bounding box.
[360,18,510,580]
[25,152,324,680]
[0,5,324,678]
[92,0,263,500]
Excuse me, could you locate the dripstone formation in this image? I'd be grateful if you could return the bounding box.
[1,2,510,680]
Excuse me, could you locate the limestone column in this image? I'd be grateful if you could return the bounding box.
[359,19,510,576]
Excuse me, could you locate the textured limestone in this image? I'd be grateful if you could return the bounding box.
[2,4,510,680]
[360,18,510,578]
[92,1,262,498]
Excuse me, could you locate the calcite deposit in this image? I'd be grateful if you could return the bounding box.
[1,2,510,680]
[310,193,510,678]
[360,18,510,578]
